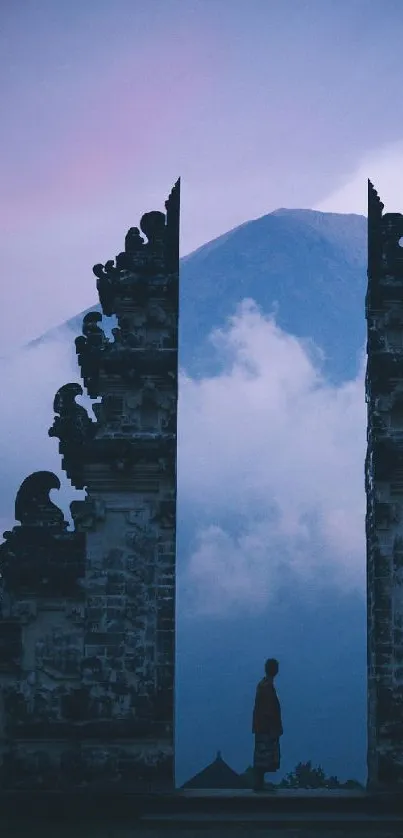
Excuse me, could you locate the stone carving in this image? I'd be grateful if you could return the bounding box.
[35,627,83,678]
[92,261,123,316]
[70,498,106,532]
[368,180,384,215]
[49,383,96,488]
[81,311,106,344]
[0,181,180,792]
[115,227,146,271]
[125,226,145,253]
[140,211,166,252]
[75,312,109,397]
[0,472,85,601]
[152,500,176,529]
[14,471,67,530]
[109,441,137,474]
[111,316,138,348]
[148,301,168,326]
[49,383,95,446]
[164,179,180,275]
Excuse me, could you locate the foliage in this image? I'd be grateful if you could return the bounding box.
[240,760,364,790]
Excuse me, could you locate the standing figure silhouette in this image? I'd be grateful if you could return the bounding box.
[252,658,283,792]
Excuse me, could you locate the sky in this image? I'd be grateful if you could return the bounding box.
[0,0,402,786]
[2,0,403,352]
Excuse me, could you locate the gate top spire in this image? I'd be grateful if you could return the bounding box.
[368,179,384,219]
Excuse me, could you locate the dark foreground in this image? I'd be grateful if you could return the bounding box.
[1,788,403,837]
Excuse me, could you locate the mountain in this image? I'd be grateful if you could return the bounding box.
[21,207,369,787]
[29,208,367,384]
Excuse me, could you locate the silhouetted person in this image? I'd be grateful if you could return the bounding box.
[252,657,283,792]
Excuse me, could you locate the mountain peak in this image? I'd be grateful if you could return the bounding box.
[271,207,365,219]
[25,208,367,385]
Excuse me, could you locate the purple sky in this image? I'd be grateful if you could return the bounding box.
[2,0,401,785]
[1,0,403,350]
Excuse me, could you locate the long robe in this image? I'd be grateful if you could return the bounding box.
[252,677,283,772]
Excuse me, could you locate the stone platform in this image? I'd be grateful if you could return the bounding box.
[1,788,403,836]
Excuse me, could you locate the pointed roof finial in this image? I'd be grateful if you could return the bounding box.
[165,178,180,211]
[368,179,384,216]
[216,750,222,760]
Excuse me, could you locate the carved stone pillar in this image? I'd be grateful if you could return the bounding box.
[0,472,86,788]
[0,181,180,792]
[366,180,403,788]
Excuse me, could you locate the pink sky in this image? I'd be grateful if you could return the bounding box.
[1,0,403,349]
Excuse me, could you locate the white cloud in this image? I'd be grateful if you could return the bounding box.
[178,300,366,616]
[0,334,86,536]
[314,140,403,215]
[0,301,366,618]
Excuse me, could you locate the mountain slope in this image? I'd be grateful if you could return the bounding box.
[30,208,367,384]
[17,207,369,785]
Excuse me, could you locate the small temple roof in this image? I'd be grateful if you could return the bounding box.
[181,750,247,789]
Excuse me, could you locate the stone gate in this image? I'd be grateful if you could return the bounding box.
[366,179,403,789]
[0,180,180,791]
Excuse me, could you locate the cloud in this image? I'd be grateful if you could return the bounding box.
[0,333,87,536]
[178,300,366,616]
[0,301,366,619]
[314,140,403,215]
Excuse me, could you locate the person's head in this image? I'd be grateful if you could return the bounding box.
[265,658,279,679]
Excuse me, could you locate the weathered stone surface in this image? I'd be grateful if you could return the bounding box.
[0,180,180,791]
[366,180,403,789]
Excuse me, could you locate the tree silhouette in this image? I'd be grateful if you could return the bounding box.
[240,760,364,790]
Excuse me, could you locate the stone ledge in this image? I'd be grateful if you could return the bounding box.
[0,788,402,822]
